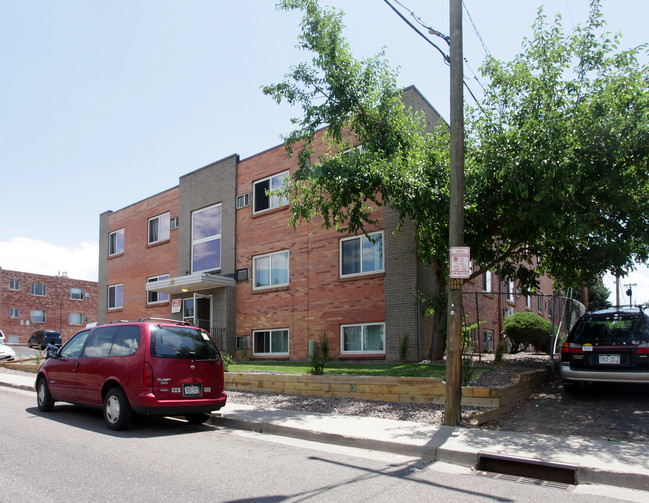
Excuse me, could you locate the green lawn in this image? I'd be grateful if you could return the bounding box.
[227,361,492,380]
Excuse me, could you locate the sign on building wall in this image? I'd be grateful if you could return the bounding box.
[171,298,182,314]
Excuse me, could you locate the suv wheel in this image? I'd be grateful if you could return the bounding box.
[36,377,55,412]
[103,388,133,431]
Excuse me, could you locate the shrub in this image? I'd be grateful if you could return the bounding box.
[309,334,330,375]
[399,334,410,364]
[222,353,233,372]
[503,312,552,353]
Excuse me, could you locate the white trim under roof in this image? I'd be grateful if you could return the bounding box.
[145,273,236,295]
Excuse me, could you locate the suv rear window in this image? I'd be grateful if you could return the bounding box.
[150,326,220,360]
[571,315,649,343]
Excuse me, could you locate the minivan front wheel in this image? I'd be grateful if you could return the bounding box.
[103,388,133,431]
[36,377,54,412]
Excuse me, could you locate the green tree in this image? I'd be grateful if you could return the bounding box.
[264,0,649,363]
[503,312,552,354]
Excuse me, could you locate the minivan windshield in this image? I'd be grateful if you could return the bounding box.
[571,316,649,343]
[150,326,220,360]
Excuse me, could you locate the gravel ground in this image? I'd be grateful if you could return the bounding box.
[1,353,552,425]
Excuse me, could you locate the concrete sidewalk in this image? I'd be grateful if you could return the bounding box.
[2,369,648,491]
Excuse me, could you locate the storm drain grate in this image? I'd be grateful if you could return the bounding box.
[477,452,577,486]
[478,470,572,490]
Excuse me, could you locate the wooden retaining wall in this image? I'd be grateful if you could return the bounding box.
[225,368,550,410]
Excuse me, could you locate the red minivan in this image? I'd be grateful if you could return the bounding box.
[35,318,227,430]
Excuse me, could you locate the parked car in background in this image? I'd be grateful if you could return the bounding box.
[0,329,5,344]
[561,307,649,392]
[28,330,62,350]
[35,318,227,430]
[0,340,15,361]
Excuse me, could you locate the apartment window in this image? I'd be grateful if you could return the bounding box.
[526,295,532,309]
[108,284,123,310]
[68,312,83,325]
[482,271,492,293]
[340,232,383,277]
[507,280,516,302]
[252,329,289,355]
[31,310,46,323]
[9,308,19,319]
[69,287,84,300]
[147,274,170,304]
[341,322,385,354]
[148,212,170,245]
[9,280,20,291]
[192,204,221,273]
[31,283,47,296]
[253,171,288,213]
[537,295,543,312]
[253,250,289,290]
[108,228,124,256]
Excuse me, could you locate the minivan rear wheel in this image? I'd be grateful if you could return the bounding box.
[185,413,210,425]
[104,388,133,430]
[36,377,54,412]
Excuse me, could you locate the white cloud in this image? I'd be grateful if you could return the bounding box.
[0,237,98,282]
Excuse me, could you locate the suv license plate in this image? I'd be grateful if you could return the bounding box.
[183,384,202,397]
[599,354,620,365]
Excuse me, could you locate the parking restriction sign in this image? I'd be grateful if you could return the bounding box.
[449,246,471,278]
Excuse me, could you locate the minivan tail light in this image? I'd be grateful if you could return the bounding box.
[637,348,649,354]
[143,361,153,388]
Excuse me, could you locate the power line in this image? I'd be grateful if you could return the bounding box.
[462,0,490,57]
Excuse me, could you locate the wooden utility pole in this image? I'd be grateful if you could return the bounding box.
[444,0,465,426]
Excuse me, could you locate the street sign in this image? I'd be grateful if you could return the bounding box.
[449,246,471,278]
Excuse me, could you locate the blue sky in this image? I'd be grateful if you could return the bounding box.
[1,0,647,305]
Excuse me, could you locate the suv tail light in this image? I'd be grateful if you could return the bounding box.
[561,342,583,354]
[143,361,153,388]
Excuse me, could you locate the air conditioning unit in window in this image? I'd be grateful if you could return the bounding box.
[170,217,179,229]
[236,268,249,281]
[236,193,250,209]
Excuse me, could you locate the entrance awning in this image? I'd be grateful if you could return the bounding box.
[145,272,236,295]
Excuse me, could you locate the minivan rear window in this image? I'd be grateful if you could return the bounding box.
[571,316,649,343]
[150,326,220,360]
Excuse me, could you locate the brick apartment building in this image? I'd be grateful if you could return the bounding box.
[98,86,558,361]
[0,268,98,344]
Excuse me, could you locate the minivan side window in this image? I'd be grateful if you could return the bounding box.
[110,325,141,356]
[60,330,91,359]
[82,327,116,358]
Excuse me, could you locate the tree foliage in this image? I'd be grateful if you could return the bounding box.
[265,0,649,358]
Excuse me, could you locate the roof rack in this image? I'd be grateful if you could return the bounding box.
[137,317,190,326]
[107,320,130,324]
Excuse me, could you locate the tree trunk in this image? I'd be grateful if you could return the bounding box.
[426,258,447,361]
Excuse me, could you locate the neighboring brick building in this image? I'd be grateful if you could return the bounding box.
[98,86,558,362]
[0,268,98,344]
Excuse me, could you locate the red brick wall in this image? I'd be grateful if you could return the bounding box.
[105,187,180,322]
[0,268,98,344]
[236,132,386,360]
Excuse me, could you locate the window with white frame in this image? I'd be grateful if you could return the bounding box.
[252,329,289,355]
[482,270,492,292]
[148,212,170,245]
[108,284,123,310]
[9,280,20,291]
[69,287,84,300]
[147,274,170,304]
[192,204,221,273]
[31,310,46,323]
[9,308,19,318]
[537,295,543,312]
[253,250,289,289]
[108,228,124,256]
[507,280,516,302]
[31,283,47,296]
[526,295,532,309]
[68,312,83,325]
[341,322,385,354]
[253,171,288,213]
[340,232,384,277]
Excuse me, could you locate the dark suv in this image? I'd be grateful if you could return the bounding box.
[560,307,649,391]
[28,330,62,350]
[35,318,227,430]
